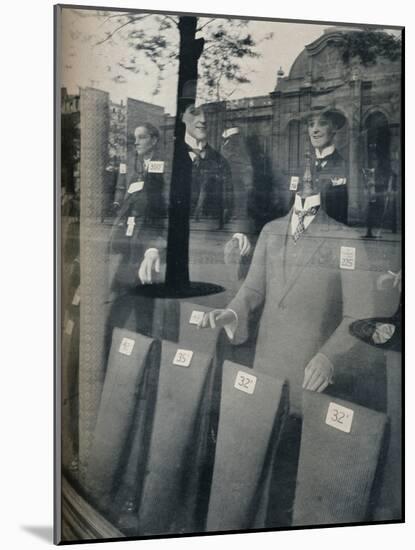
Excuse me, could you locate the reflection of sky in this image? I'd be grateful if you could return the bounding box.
[60,8,399,115]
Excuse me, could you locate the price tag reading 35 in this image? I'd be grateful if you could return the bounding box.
[173,349,193,367]
[325,402,354,433]
[234,370,257,395]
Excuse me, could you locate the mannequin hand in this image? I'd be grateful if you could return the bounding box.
[197,309,237,329]
[302,353,334,392]
[226,233,251,256]
[138,249,160,284]
[377,270,401,292]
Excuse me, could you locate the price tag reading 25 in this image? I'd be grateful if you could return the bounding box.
[234,370,257,395]
[325,402,354,433]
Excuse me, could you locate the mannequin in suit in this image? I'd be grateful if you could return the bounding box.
[105,122,167,346]
[305,106,349,225]
[198,152,375,412]
[198,153,380,525]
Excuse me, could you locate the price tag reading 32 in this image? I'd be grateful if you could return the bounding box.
[173,349,193,367]
[325,402,354,433]
[234,370,257,395]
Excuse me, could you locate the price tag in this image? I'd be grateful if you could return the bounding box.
[325,402,354,433]
[289,176,299,191]
[125,224,134,237]
[71,287,81,306]
[119,337,135,356]
[189,310,205,325]
[148,160,165,173]
[65,319,74,336]
[234,370,257,395]
[173,349,193,367]
[340,246,356,270]
[119,163,127,174]
[127,180,144,194]
[331,177,347,187]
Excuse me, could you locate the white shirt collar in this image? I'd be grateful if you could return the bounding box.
[291,193,321,235]
[315,144,335,159]
[143,156,152,169]
[294,193,321,210]
[185,132,207,151]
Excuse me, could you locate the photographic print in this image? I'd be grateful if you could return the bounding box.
[55,3,403,543]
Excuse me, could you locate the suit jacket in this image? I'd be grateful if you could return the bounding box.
[221,132,255,234]
[188,144,233,230]
[227,209,375,415]
[313,148,349,225]
[109,153,167,289]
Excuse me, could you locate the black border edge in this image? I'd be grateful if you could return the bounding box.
[57,3,404,31]
[54,3,63,546]
[400,25,405,525]
[53,3,405,545]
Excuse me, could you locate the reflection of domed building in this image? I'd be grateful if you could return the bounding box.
[269,27,401,225]
[173,27,401,227]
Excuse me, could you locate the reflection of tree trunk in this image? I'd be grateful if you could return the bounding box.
[165,17,204,290]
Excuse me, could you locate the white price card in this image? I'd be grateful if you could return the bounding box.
[65,319,75,335]
[289,176,299,191]
[148,160,165,173]
[189,310,205,325]
[72,287,81,306]
[325,402,354,433]
[234,370,257,395]
[119,162,127,174]
[128,180,144,194]
[125,224,134,237]
[331,177,347,186]
[340,246,356,270]
[119,337,135,356]
[173,349,193,367]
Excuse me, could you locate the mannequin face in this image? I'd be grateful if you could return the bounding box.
[182,104,207,142]
[307,115,336,152]
[134,126,157,157]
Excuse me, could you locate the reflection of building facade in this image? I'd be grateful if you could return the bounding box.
[61,27,402,229]
[169,27,400,227]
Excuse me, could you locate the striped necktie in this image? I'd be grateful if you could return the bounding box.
[292,206,319,243]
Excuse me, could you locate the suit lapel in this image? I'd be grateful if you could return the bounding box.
[277,209,330,306]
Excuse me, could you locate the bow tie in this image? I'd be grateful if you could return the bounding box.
[189,147,206,163]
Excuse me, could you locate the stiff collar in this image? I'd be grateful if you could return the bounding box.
[185,132,207,151]
[315,144,336,159]
[294,193,321,210]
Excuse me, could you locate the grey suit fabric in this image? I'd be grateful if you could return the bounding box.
[206,361,288,532]
[137,341,215,535]
[228,209,376,415]
[84,329,160,513]
[292,391,387,525]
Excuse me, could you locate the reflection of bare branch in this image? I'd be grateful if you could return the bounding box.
[95,14,152,45]
[160,14,179,27]
[196,18,216,32]
[97,11,131,27]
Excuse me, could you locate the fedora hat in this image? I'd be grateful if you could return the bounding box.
[302,105,346,130]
